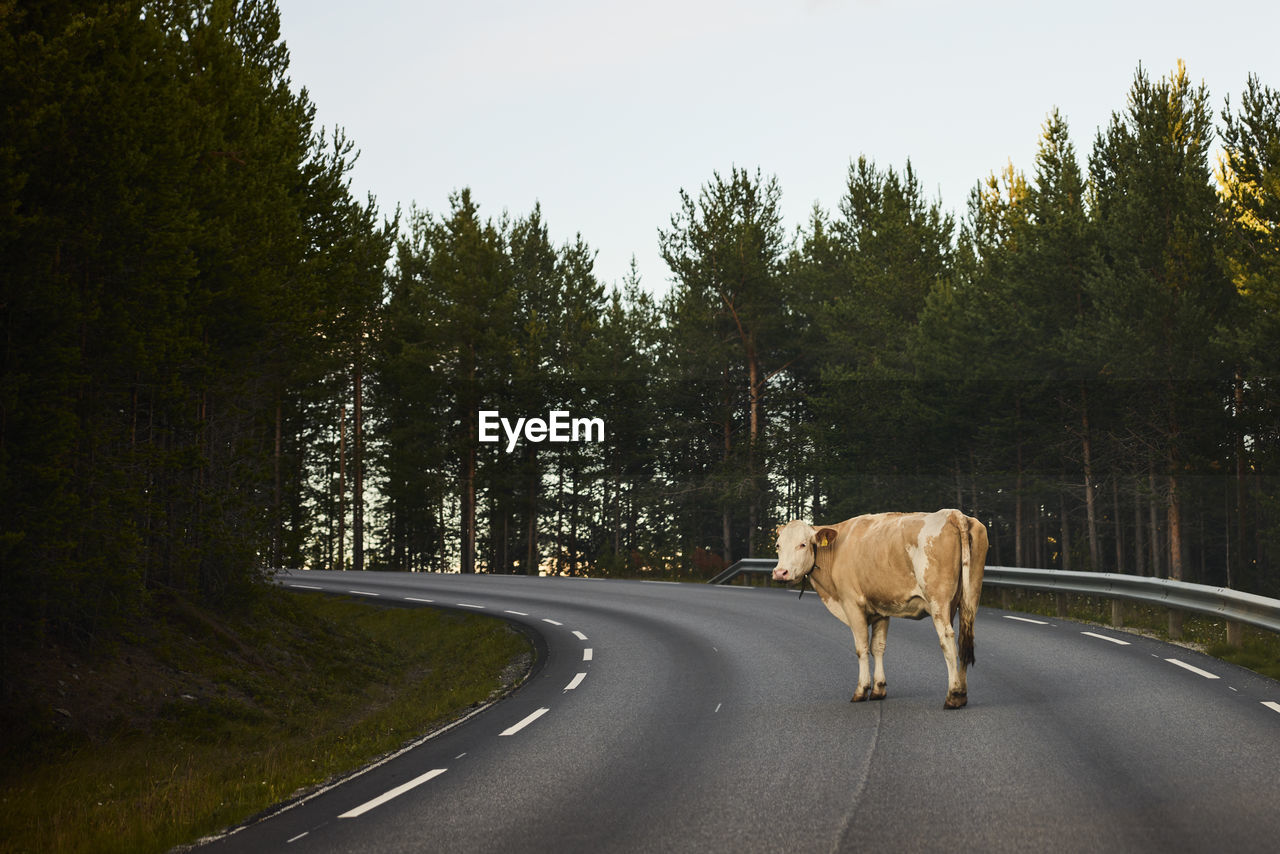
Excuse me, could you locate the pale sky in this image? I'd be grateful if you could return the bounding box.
[277,0,1280,297]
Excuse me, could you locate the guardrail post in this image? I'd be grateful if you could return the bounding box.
[1226,620,1243,647]
[1055,592,1068,618]
[1169,610,1183,640]
[1110,599,1123,628]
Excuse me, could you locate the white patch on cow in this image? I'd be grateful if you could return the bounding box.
[904,510,948,593]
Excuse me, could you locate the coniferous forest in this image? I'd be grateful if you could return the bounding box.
[4,3,1280,650]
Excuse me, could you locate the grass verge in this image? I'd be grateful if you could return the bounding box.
[0,587,533,854]
[981,587,1280,682]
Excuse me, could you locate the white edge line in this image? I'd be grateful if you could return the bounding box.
[288,584,323,590]
[717,585,755,591]
[1003,615,1049,625]
[456,602,485,609]
[348,590,379,597]
[572,630,588,640]
[1263,701,1280,714]
[564,672,587,691]
[404,597,433,603]
[583,648,593,661]
[1166,658,1220,679]
[1082,631,1130,646]
[500,707,550,736]
[542,618,563,626]
[190,695,502,845]
[338,768,447,819]
[640,580,678,585]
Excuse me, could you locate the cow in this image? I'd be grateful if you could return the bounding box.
[772,509,988,709]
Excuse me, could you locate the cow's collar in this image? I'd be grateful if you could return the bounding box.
[798,544,829,600]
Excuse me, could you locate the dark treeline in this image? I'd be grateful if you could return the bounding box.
[1,2,391,644]
[4,2,1279,653]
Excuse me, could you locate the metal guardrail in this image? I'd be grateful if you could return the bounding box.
[710,558,1280,643]
[707,559,775,585]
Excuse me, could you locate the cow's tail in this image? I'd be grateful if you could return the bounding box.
[953,511,987,668]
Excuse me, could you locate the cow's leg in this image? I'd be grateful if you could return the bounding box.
[931,610,967,709]
[846,608,873,702]
[869,617,889,700]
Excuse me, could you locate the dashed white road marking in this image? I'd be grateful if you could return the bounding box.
[287,831,309,843]
[565,673,587,691]
[1263,701,1280,715]
[348,590,379,597]
[289,584,323,590]
[1166,658,1219,679]
[1082,631,1130,645]
[583,648,593,661]
[338,768,448,819]
[505,610,529,616]
[500,707,550,736]
[1003,615,1049,625]
[404,597,433,603]
[542,618,563,626]
[456,603,485,609]
[715,703,722,713]
[641,580,678,585]
[572,630,588,640]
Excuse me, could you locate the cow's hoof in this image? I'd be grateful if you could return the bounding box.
[943,692,967,710]
[870,683,887,701]
[850,689,870,703]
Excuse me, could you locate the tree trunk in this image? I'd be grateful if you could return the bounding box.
[353,359,364,573]
[1081,385,1100,570]
[1149,470,1162,578]
[338,404,346,571]
[1060,491,1072,571]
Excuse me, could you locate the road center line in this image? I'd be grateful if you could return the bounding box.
[1165,658,1219,679]
[505,610,529,616]
[583,648,593,661]
[1263,701,1280,715]
[542,618,563,626]
[1003,615,1049,625]
[404,597,433,603]
[338,768,447,819]
[348,590,379,597]
[288,584,323,590]
[286,831,309,843]
[456,603,485,609]
[500,707,550,736]
[565,672,586,691]
[1082,631,1130,645]
[572,630,588,640]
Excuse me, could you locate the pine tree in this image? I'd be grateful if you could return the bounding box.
[658,167,791,561]
[1087,62,1235,585]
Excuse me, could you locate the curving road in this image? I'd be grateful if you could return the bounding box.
[198,571,1280,853]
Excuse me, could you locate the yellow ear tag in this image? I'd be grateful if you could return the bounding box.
[819,536,828,547]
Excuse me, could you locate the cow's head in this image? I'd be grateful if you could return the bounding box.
[772,520,838,582]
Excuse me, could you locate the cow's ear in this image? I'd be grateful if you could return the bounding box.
[813,527,838,548]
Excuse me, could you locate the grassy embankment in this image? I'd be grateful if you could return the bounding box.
[0,588,533,854]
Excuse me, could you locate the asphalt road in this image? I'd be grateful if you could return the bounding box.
[196,571,1280,853]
